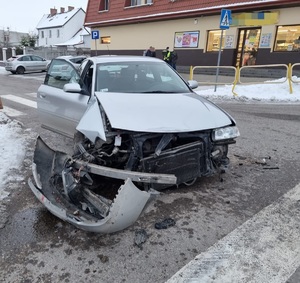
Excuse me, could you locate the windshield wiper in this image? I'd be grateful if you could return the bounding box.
[141,91,176,93]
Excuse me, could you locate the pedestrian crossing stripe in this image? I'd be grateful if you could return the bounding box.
[1,106,25,117]
[1,94,37,108]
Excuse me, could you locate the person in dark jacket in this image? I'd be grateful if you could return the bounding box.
[170,50,178,70]
[145,46,156,57]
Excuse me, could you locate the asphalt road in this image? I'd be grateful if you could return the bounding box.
[0,71,300,283]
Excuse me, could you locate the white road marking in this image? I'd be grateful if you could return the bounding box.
[25,93,37,98]
[1,94,37,108]
[0,106,25,117]
[11,74,45,81]
[167,183,300,283]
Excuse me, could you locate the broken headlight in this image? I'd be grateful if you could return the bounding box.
[212,126,240,141]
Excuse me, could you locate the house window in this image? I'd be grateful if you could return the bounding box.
[57,29,60,38]
[49,30,52,38]
[274,25,300,51]
[125,0,152,7]
[206,30,226,52]
[101,36,111,44]
[99,0,109,11]
[41,31,44,38]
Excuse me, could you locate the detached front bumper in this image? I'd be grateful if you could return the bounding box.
[28,136,176,233]
[28,177,151,233]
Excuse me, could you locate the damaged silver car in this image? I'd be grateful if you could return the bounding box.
[28,55,240,233]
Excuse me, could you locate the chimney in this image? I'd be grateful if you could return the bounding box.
[50,8,57,16]
[60,7,65,13]
[68,6,74,12]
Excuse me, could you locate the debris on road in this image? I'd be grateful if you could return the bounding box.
[155,218,176,229]
[134,229,148,248]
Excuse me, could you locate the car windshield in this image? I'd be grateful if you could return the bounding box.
[95,61,192,93]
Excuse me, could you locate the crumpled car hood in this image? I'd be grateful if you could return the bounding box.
[95,92,233,132]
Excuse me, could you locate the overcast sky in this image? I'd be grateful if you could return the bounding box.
[0,0,88,34]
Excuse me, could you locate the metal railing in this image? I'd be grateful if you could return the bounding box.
[189,63,300,95]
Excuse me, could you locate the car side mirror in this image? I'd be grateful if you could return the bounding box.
[187,80,198,89]
[63,83,82,93]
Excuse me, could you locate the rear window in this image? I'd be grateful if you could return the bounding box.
[7,57,18,62]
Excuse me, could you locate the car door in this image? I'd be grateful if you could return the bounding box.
[31,55,46,71]
[20,55,33,71]
[37,59,91,138]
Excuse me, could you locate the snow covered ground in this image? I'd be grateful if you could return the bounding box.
[1,66,300,200]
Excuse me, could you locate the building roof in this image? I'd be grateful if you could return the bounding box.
[85,0,300,28]
[54,27,90,46]
[36,8,83,29]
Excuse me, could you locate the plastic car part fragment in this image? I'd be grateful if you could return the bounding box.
[155,218,176,229]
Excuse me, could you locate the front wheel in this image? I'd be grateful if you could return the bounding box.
[16,66,25,74]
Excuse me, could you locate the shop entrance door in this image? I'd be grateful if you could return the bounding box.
[235,28,261,67]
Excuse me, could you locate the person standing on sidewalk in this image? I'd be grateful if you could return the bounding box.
[170,50,178,70]
[162,47,171,65]
[145,46,156,57]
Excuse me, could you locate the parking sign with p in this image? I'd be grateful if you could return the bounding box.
[92,30,100,40]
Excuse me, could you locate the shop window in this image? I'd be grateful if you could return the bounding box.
[274,25,300,51]
[125,0,152,7]
[206,30,226,52]
[99,0,109,11]
[101,36,111,44]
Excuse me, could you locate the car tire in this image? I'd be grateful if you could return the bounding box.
[16,66,25,74]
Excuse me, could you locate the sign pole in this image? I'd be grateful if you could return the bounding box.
[95,39,98,56]
[215,9,231,92]
[214,29,224,92]
[91,30,100,56]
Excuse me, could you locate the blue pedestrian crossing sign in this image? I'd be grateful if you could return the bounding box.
[92,30,100,40]
[220,9,232,29]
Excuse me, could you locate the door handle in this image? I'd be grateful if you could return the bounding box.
[39,93,46,98]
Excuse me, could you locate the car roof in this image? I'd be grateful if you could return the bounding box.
[57,55,73,59]
[57,55,86,59]
[88,55,163,64]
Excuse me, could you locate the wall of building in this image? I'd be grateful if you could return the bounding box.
[0,29,28,47]
[90,6,300,67]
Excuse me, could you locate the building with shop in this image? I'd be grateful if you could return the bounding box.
[84,0,300,68]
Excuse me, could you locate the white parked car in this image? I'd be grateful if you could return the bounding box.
[5,54,49,74]
[29,55,240,233]
[56,55,87,67]
[47,55,87,71]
